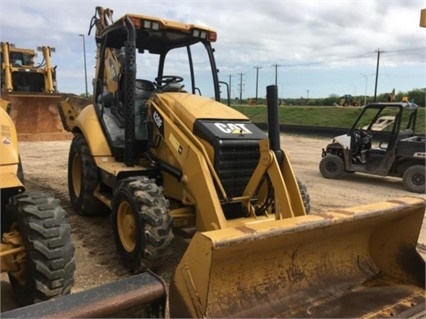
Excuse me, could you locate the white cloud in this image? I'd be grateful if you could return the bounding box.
[1,0,424,98]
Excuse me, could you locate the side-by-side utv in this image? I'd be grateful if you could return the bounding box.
[320,102,425,193]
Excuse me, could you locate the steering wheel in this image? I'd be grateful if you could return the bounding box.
[154,75,184,87]
[351,129,372,154]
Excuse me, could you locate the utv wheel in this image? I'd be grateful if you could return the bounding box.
[68,134,106,215]
[402,165,425,193]
[6,191,76,306]
[297,178,311,214]
[319,154,345,179]
[112,177,174,272]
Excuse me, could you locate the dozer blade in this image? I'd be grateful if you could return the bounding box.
[3,92,88,141]
[170,196,426,318]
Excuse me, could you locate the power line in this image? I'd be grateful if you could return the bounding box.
[385,46,426,54]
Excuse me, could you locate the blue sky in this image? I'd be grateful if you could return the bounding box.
[1,0,425,99]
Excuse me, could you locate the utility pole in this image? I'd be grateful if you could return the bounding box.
[361,73,368,106]
[239,73,245,103]
[228,74,233,100]
[271,64,282,86]
[373,49,384,102]
[253,65,262,102]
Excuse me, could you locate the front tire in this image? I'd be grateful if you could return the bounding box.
[402,165,425,193]
[68,133,106,215]
[6,191,75,306]
[112,177,174,272]
[297,178,311,214]
[319,154,345,179]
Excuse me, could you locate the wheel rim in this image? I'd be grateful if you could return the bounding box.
[117,201,136,252]
[71,153,81,197]
[411,173,425,187]
[326,161,337,173]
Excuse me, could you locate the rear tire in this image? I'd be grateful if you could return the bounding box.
[112,177,174,272]
[6,191,75,306]
[68,134,106,215]
[402,165,425,193]
[319,154,345,179]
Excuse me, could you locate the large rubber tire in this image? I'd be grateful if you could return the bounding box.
[319,154,345,179]
[17,156,24,184]
[402,165,425,193]
[112,177,174,272]
[296,178,311,214]
[68,134,106,215]
[5,191,75,306]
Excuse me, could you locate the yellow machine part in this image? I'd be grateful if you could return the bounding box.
[170,196,425,318]
[420,8,426,27]
[0,106,18,164]
[0,106,23,189]
[2,92,88,141]
[67,104,112,156]
[0,98,11,113]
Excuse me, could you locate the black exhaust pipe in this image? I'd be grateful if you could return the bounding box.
[123,17,137,167]
[266,85,283,163]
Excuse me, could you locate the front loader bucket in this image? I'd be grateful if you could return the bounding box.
[170,196,425,318]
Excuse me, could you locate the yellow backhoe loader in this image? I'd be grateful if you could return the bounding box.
[0,42,88,141]
[0,104,76,307]
[338,94,361,106]
[4,7,425,318]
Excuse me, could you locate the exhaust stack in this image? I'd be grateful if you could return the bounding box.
[266,85,283,163]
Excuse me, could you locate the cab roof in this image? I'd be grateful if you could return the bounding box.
[99,13,217,54]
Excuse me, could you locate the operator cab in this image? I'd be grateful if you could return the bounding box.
[92,13,220,162]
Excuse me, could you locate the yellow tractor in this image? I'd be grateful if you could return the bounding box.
[0,42,87,141]
[12,7,423,318]
[339,94,361,106]
[0,103,76,306]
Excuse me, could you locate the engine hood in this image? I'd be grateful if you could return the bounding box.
[332,133,351,149]
[152,92,248,131]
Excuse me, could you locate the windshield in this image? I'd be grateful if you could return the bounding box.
[135,41,218,99]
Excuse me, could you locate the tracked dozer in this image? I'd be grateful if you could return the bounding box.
[0,42,88,141]
[7,7,424,318]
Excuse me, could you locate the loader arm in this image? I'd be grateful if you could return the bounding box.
[243,139,306,219]
[148,99,228,231]
[148,94,306,231]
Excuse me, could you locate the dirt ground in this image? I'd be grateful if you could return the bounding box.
[2,133,426,312]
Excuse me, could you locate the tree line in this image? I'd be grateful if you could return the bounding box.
[229,88,426,107]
